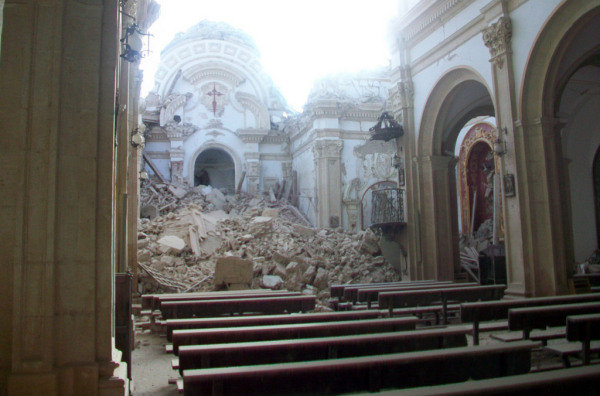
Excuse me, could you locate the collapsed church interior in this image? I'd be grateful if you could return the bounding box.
[1,0,600,395]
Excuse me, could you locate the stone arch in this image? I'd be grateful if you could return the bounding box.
[415,67,495,281]
[519,1,600,295]
[187,142,242,190]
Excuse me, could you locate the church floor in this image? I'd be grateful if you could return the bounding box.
[131,329,179,396]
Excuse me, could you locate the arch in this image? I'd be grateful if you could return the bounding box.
[594,147,600,248]
[418,67,495,157]
[414,67,495,281]
[193,148,235,191]
[187,142,242,190]
[519,1,600,295]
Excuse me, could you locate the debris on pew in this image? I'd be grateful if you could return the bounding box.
[137,181,400,309]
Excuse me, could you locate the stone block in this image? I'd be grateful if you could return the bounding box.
[157,235,186,254]
[214,256,253,287]
[313,268,330,290]
[262,207,280,218]
[293,224,316,238]
[261,275,283,290]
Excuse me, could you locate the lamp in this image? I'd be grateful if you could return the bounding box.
[493,137,506,156]
[120,23,151,63]
[130,128,145,147]
[139,170,148,180]
[369,112,404,142]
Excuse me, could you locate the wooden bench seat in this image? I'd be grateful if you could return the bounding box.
[160,295,316,319]
[397,364,600,395]
[546,313,600,366]
[170,316,418,355]
[181,340,539,395]
[165,310,384,342]
[354,282,475,307]
[343,281,456,304]
[176,325,471,373]
[490,326,566,346]
[507,301,600,340]
[142,289,294,310]
[330,280,440,299]
[460,292,600,344]
[380,285,505,324]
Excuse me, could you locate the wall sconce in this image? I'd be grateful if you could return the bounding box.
[130,128,145,147]
[120,23,151,63]
[493,137,506,156]
[139,170,148,180]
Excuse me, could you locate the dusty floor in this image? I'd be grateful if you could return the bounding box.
[131,330,179,396]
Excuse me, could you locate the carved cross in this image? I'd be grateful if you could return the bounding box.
[206,83,223,116]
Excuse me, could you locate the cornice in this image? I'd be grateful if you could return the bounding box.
[400,0,467,46]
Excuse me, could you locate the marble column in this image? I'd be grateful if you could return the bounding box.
[313,140,343,228]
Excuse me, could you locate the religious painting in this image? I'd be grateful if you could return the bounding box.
[457,123,503,240]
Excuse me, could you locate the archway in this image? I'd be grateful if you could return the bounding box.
[416,68,495,281]
[520,2,600,294]
[193,148,236,192]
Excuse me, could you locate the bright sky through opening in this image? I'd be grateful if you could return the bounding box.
[139,0,399,112]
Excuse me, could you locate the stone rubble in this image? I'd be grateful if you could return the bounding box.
[137,182,399,308]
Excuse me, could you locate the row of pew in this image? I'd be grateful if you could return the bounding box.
[142,279,600,394]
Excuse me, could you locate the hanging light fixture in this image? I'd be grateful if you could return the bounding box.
[120,23,151,63]
[369,112,404,142]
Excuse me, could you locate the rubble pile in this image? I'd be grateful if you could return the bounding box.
[137,182,399,308]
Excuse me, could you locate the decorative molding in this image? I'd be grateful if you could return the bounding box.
[312,140,343,159]
[163,121,198,139]
[482,16,512,69]
[401,0,465,44]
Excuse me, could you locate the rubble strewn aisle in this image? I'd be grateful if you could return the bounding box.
[137,181,399,309]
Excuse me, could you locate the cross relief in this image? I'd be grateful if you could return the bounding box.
[200,82,228,117]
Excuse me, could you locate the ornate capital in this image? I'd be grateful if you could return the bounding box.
[482,16,512,68]
[163,121,198,139]
[312,140,343,159]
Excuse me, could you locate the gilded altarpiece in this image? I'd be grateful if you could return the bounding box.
[457,123,503,238]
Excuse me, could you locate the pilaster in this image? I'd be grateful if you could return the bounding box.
[483,12,529,296]
[0,1,124,394]
[312,140,343,228]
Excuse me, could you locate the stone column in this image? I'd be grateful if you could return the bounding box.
[419,155,459,281]
[483,13,533,296]
[389,65,419,280]
[0,1,124,394]
[313,140,343,228]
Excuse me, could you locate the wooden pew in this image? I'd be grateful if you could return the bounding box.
[573,273,600,287]
[165,310,384,342]
[330,280,440,299]
[181,341,539,395]
[176,325,471,373]
[380,285,505,324]
[142,289,293,310]
[504,301,600,342]
[343,281,455,304]
[547,313,600,366]
[170,316,418,355]
[398,364,600,395]
[160,295,316,319]
[461,292,600,344]
[356,282,477,308]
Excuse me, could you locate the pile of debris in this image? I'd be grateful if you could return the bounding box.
[137,182,398,308]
